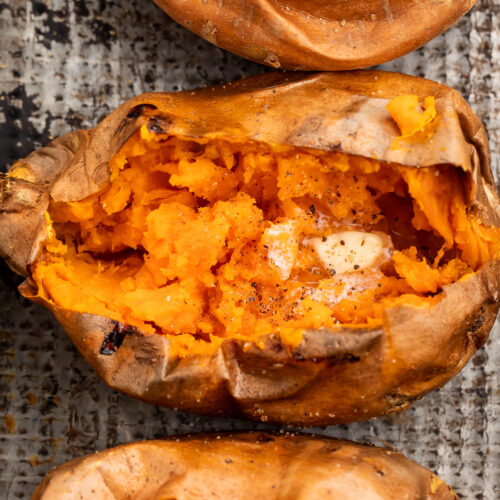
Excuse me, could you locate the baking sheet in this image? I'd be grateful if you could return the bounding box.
[0,0,499,498]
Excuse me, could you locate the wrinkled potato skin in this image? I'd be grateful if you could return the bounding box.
[153,0,476,70]
[1,71,499,426]
[32,433,458,499]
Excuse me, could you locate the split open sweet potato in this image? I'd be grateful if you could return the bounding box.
[153,0,477,70]
[1,71,499,425]
[32,433,457,499]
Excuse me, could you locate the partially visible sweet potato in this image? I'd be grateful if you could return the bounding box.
[153,0,476,70]
[32,433,458,499]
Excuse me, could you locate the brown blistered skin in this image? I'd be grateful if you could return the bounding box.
[152,0,476,70]
[32,433,458,499]
[2,71,500,425]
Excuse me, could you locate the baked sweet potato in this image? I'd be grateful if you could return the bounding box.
[1,71,499,426]
[32,432,457,499]
[153,0,477,70]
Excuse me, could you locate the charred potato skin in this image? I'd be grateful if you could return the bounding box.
[153,0,476,70]
[32,433,458,499]
[1,71,499,426]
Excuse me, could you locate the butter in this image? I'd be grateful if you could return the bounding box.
[262,220,300,280]
[306,231,386,275]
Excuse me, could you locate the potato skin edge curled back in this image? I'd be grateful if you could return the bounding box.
[1,71,499,426]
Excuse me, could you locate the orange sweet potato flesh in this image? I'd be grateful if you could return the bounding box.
[32,433,458,500]
[1,71,499,426]
[30,131,499,354]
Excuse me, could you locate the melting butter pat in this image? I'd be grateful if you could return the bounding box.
[262,219,300,280]
[307,231,387,275]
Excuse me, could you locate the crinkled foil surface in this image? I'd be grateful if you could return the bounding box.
[0,1,499,498]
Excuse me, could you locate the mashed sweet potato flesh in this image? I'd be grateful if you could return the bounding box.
[31,126,500,349]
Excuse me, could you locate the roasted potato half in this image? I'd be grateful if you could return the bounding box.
[153,0,477,70]
[32,433,457,499]
[1,71,499,426]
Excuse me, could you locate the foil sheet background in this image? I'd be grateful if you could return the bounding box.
[0,0,499,498]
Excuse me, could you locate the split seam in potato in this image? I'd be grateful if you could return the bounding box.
[1,71,498,426]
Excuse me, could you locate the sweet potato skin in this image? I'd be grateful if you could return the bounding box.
[153,0,476,70]
[1,71,499,426]
[32,433,458,499]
